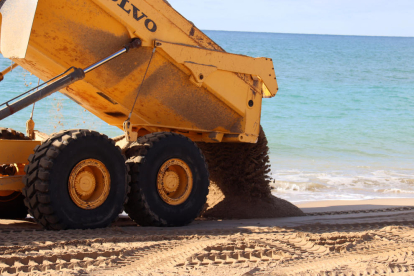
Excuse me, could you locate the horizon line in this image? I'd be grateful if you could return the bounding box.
[201,29,414,39]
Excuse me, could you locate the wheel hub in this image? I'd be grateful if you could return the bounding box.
[162,171,180,193]
[68,159,111,210]
[157,159,193,206]
[74,171,96,198]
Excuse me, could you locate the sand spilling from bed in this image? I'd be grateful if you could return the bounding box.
[197,127,304,219]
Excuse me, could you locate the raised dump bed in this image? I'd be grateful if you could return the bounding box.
[0,0,278,229]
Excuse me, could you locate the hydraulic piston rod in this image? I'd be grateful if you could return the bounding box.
[0,39,142,121]
[84,38,142,73]
[0,68,85,120]
[84,49,126,73]
[0,63,19,82]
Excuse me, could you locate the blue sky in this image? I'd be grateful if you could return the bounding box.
[168,0,414,37]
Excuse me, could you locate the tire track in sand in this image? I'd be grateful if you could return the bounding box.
[0,207,412,275]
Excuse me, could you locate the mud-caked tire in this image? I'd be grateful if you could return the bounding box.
[0,128,29,219]
[22,130,128,230]
[125,132,209,227]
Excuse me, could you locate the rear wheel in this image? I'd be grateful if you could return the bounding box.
[125,132,209,227]
[22,130,128,230]
[0,128,29,219]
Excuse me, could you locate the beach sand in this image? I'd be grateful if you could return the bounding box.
[0,198,412,275]
[297,198,414,212]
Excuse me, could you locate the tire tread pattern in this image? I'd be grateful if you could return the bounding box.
[22,129,129,230]
[125,132,209,227]
[0,128,29,141]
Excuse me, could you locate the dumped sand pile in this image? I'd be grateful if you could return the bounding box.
[204,183,304,219]
[197,127,304,219]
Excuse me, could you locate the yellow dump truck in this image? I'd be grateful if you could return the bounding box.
[0,0,278,229]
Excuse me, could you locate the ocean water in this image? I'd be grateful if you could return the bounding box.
[206,31,414,203]
[1,31,414,203]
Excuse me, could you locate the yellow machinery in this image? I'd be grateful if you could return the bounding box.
[0,0,278,229]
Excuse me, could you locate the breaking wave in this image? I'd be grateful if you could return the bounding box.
[271,169,414,203]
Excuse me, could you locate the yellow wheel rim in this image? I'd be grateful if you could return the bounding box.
[157,159,193,206]
[0,191,20,202]
[0,191,15,197]
[68,159,111,210]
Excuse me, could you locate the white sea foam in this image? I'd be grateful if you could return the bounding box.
[271,169,414,203]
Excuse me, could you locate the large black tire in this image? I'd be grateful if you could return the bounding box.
[22,130,128,230]
[125,132,209,227]
[0,128,29,140]
[0,128,29,219]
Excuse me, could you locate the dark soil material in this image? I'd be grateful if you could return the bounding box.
[197,127,272,198]
[203,194,304,219]
[197,126,305,219]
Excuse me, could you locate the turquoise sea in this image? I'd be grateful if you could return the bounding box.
[1,31,414,203]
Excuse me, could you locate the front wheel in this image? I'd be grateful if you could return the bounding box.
[125,132,209,227]
[23,130,128,230]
